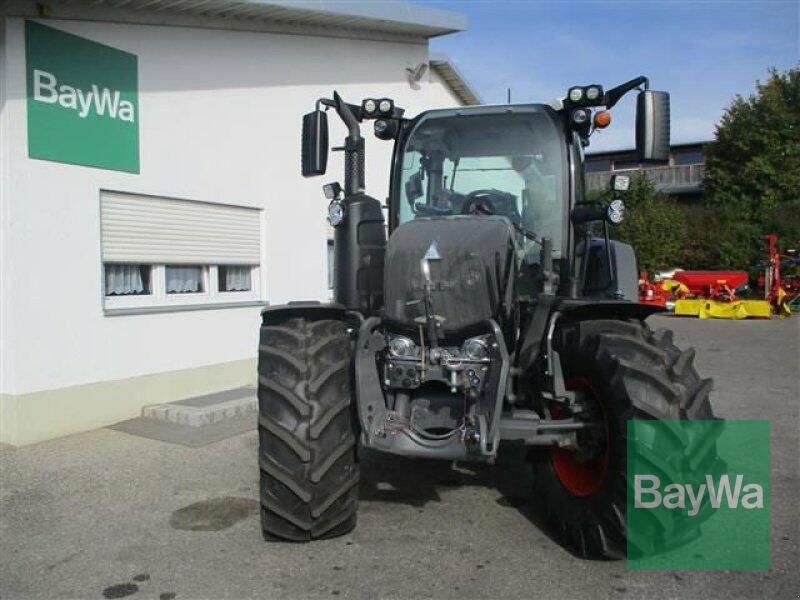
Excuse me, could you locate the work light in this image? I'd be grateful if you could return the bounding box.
[362,99,377,116]
[568,87,584,103]
[610,174,631,192]
[585,85,602,101]
[378,99,393,115]
[322,181,342,200]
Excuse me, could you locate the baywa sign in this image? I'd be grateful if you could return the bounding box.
[627,420,770,571]
[32,70,136,122]
[25,20,139,173]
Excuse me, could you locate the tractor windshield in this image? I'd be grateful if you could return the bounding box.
[397,109,566,256]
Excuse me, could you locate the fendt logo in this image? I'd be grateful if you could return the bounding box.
[634,473,765,516]
[627,420,770,571]
[25,20,139,173]
[32,70,136,122]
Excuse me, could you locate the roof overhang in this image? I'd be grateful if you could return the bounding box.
[586,140,712,157]
[429,54,481,106]
[3,0,467,43]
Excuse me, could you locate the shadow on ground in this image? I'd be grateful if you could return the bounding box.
[357,443,574,555]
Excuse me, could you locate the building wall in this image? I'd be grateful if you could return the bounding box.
[0,16,462,445]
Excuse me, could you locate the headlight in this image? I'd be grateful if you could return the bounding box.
[462,337,489,361]
[388,335,416,358]
[606,199,626,224]
[568,87,584,103]
[327,201,345,227]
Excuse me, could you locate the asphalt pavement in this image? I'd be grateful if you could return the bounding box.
[1,315,797,599]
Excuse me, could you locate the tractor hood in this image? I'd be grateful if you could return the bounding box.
[384,216,517,334]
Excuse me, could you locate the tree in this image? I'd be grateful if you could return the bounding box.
[702,68,800,268]
[610,174,688,273]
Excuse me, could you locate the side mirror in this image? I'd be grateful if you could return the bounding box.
[635,90,670,162]
[570,201,625,225]
[301,110,328,177]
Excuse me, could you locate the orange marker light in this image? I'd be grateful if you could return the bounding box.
[594,110,612,129]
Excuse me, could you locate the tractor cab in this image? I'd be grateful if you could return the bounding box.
[303,78,670,321]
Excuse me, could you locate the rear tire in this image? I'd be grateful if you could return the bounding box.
[257,317,359,541]
[531,319,722,559]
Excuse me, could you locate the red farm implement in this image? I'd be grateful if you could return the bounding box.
[756,234,800,316]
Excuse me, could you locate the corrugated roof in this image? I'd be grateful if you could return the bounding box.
[31,0,467,40]
[429,55,481,106]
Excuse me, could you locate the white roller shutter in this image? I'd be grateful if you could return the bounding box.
[101,191,261,265]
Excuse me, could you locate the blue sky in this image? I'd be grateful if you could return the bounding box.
[421,0,798,151]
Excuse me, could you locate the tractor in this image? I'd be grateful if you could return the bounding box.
[257,77,719,558]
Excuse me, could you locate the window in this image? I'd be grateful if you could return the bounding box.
[613,158,641,170]
[673,151,704,166]
[399,109,566,256]
[101,191,263,313]
[218,265,252,292]
[105,264,151,296]
[166,265,205,294]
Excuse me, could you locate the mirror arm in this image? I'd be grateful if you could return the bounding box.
[333,91,362,141]
[603,75,649,109]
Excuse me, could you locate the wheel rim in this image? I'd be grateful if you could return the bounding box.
[550,377,608,497]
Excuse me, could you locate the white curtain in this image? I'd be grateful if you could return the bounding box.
[105,264,145,296]
[224,266,251,291]
[166,266,203,293]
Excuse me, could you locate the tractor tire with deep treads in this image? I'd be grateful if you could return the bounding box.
[257,317,359,541]
[531,319,723,559]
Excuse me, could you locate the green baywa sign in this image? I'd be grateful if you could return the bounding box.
[25,20,139,173]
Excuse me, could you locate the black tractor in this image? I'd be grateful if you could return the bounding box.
[257,77,718,558]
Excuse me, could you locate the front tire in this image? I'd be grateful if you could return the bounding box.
[257,317,359,541]
[531,319,721,559]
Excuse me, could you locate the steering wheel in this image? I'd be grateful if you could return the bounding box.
[462,190,499,216]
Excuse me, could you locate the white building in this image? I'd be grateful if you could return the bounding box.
[0,0,478,446]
